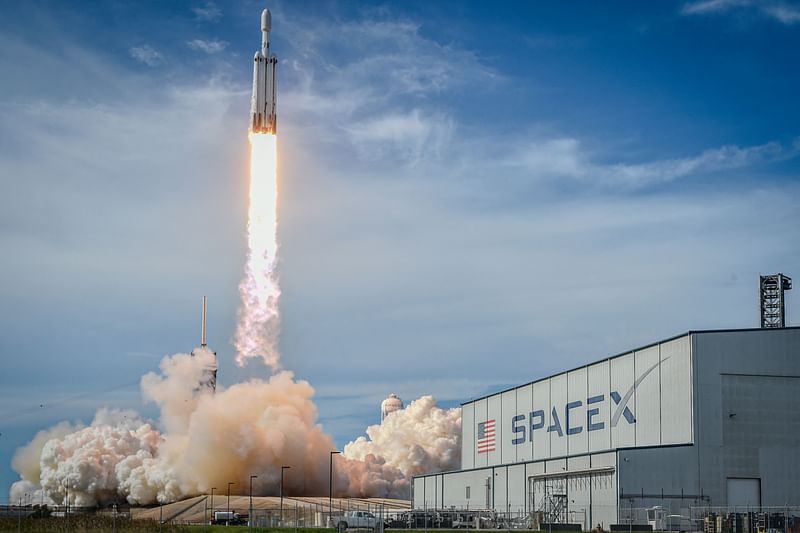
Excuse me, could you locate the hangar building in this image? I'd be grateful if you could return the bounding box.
[412,327,800,528]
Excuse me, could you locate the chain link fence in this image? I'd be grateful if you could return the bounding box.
[5,502,800,532]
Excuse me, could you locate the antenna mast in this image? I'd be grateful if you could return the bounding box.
[201,296,208,347]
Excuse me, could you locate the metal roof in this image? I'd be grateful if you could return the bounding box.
[460,326,800,406]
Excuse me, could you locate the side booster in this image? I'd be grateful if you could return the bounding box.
[250,8,277,134]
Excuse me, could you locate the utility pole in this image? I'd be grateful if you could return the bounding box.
[281,466,291,526]
[249,475,258,533]
[227,482,236,517]
[210,487,216,524]
[329,451,340,527]
[65,484,69,533]
[629,498,633,533]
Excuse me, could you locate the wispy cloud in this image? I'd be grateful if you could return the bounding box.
[128,45,162,66]
[505,136,799,189]
[186,38,228,54]
[344,109,454,166]
[279,12,497,166]
[682,0,751,14]
[682,0,800,25]
[763,3,800,23]
[282,14,498,110]
[278,7,798,184]
[192,1,222,22]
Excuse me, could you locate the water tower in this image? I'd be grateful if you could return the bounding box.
[380,393,403,422]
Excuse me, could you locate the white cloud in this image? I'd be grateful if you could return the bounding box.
[344,109,454,166]
[504,136,798,189]
[192,1,222,22]
[186,38,228,54]
[763,3,800,23]
[128,45,163,66]
[682,0,751,14]
[681,0,800,24]
[275,13,498,168]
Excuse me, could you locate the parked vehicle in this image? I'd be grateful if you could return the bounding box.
[453,512,476,529]
[212,510,247,525]
[337,510,379,530]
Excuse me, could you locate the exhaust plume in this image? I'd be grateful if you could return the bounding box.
[235,133,281,368]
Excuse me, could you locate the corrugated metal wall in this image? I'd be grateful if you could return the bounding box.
[413,452,619,528]
[462,336,693,469]
[693,328,800,506]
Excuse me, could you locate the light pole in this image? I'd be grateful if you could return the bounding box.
[210,487,216,524]
[65,483,69,533]
[329,451,341,526]
[281,466,291,525]
[249,475,258,533]
[227,482,236,516]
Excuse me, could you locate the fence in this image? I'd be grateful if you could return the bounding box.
[5,502,800,532]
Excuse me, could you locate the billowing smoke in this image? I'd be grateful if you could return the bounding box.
[9,115,462,507]
[344,396,461,477]
[9,349,460,506]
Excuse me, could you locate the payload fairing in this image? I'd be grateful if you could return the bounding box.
[250,9,278,134]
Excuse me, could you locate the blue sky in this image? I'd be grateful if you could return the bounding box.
[1,0,799,499]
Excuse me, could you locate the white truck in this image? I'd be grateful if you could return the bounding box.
[212,511,246,525]
[336,510,379,530]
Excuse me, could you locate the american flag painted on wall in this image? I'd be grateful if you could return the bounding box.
[477,419,496,453]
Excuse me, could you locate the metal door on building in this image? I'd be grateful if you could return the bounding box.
[726,478,761,507]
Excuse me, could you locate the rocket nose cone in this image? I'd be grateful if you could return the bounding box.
[261,9,272,32]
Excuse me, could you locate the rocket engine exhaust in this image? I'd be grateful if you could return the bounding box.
[235,8,281,367]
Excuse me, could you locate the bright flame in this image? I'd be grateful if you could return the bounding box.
[235,133,281,368]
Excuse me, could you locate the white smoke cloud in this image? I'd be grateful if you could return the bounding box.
[343,395,461,477]
[9,421,76,505]
[9,350,461,505]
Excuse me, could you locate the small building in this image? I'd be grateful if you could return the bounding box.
[413,327,800,529]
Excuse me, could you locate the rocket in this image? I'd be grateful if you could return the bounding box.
[191,296,218,393]
[250,8,277,134]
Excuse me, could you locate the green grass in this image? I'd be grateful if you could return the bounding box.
[203,525,336,533]
[0,520,339,533]
[0,520,661,533]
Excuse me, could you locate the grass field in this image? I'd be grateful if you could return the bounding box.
[0,519,616,533]
[0,517,339,533]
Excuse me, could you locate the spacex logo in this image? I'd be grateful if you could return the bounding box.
[510,359,664,444]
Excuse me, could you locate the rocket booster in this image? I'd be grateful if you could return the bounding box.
[250,8,277,134]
